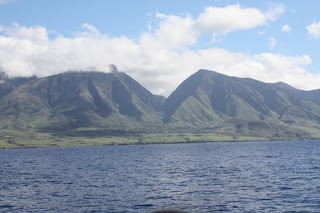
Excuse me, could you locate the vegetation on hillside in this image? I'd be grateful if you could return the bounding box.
[0,69,320,148]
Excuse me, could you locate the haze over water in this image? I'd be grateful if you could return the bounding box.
[1,140,320,212]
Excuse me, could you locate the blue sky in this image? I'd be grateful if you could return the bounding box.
[0,0,319,96]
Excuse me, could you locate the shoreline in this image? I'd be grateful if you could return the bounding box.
[1,133,318,149]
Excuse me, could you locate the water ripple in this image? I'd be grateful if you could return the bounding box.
[1,140,320,212]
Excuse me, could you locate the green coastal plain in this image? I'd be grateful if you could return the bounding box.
[0,131,269,149]
[0,128,310,149]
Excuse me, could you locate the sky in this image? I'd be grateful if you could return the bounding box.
[0,0,320,96]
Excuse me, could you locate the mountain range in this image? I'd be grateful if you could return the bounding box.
[1,69,320,140]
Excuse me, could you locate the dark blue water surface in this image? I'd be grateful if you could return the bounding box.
[1,140,320,212]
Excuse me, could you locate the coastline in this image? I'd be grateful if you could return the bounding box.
[1,132,317,149]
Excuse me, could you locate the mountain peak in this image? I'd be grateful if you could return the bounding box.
[0,71,8,81]
[0,70,164,131]
[0,69,320,140]
[271,81,295,90]
[195,69,222,76]
[109,64,119,73]
[164,68,320,137]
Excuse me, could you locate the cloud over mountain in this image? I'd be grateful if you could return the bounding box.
[0,4,319,96]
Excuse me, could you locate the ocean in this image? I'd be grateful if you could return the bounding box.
[1,140,320,212]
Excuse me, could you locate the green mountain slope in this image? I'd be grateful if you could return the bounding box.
[0,69,319,140]
[0,71,164,131]
[0,72,37,99]
[163,69,320,138]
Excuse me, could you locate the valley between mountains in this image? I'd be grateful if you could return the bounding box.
[1,69,320,148]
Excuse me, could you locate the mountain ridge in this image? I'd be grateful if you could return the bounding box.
[163,69,320,138]
[0,71,164,131]
[0,69,320,140]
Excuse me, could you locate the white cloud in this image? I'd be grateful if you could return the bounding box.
[1,23,48,42]
[0,7,319,97]
[306,21,320,39]
[154,12,198,49]
[194,4,284,34]
[145,4,285,50]
[269,37,277,50]
[82,23,100,35]
[0,23,139,77]
[0,0,14,4]
[282,24,291,32]
[197,49,315,90]
[265,3,286,21]
[253,54,318,90]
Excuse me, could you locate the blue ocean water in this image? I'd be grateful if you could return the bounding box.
[1,140,320,212]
